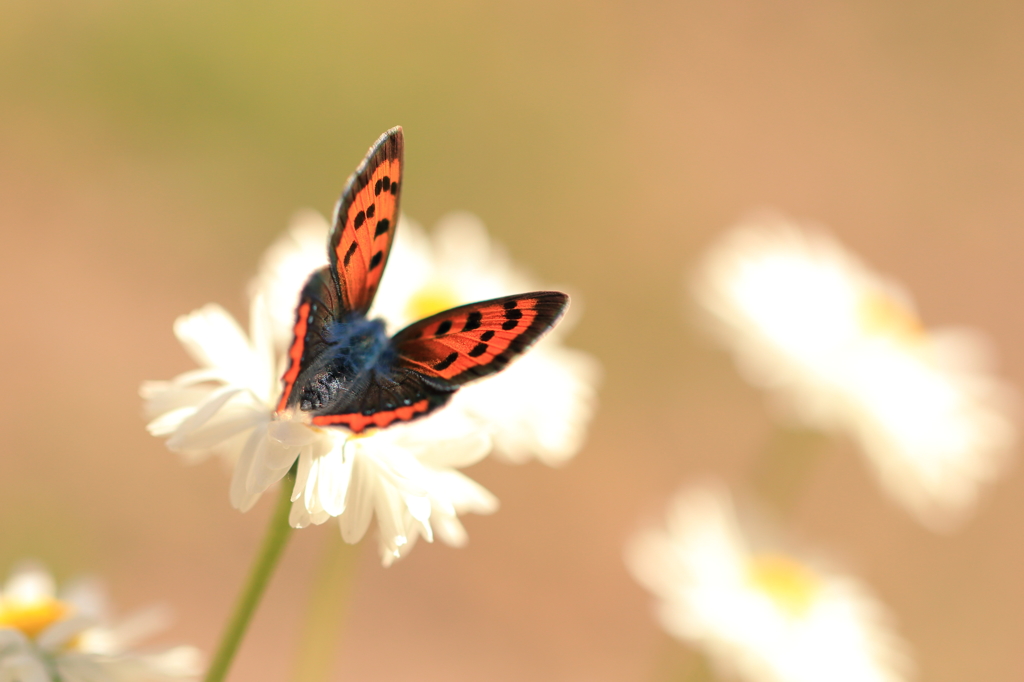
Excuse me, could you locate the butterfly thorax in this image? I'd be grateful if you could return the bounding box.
[295,314,395,413]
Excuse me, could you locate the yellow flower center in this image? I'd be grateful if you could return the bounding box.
[0,596,71,639]
[857,291,924,343]
[405,282,462,321]
[747,553,820,617]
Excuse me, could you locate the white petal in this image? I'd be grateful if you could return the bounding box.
[145,406,201,438]
[140,381,218,420]
[230,427,267,511]
[60,578,108,622]
[432,513,469,547]
[0,641,49,682]
[292,449,314,503]
[165,387,246,449]
[173,304,254,376]
[37,614,93,652]
[338,457,376,544]
[267,420,320,448]
[166,403,266,453]
[4,562,56,603]
[246,432,291,496]
[314,447,353,517]
[85,606,170,653]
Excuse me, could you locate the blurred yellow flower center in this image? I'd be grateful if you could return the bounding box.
[406,282,461,321]
[857,291,924,342]
[747,553,819,617]
[0,597,71,639]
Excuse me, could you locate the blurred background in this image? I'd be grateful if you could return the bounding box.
[3,1,1024,680]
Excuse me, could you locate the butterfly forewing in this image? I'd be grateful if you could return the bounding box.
[277,266,341,412]
[329,127,404,315]
[392,292,570,386]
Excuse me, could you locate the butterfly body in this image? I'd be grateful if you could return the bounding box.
[293,314,394,412]
[277,127,569,433]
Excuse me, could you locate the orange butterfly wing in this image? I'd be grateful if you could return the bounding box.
[392,292,570,385]
[276,266,341,413]
[329,127,404,314]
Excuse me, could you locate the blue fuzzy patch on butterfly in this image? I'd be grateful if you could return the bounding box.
[323,316,393,373]
[297,316,397,412]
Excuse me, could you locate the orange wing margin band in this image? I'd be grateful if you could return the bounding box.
[277,301,311,413]
[310,399,431,433]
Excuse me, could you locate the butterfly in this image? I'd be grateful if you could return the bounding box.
[276,127,569,433]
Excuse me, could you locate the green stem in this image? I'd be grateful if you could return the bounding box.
[204,471,295,682]
[291,532,361,682]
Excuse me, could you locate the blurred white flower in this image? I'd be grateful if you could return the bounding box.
[693,213,1017,529]
[626,484,911,682]
[141,295,497,565]
[0,561,201,682]
[253,210,600,466]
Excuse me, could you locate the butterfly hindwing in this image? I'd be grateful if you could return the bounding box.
[307,368,452,433]
[328,127,404,315]
[276,265,341,413]
[392,291,570,386]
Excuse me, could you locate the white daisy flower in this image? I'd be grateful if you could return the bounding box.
[625,483,911,682]
[254,210,600,466]
[286,408,497,566]
[0,561,201,682]
[693,213,1017,529]
[142,293,497,565]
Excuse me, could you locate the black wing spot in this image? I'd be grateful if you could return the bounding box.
[374,218,391,237]
[434,352,458,371]
[343,241,359,266]
[480,330,495,341]
[436,319,453,336]
[370,251,384,270]
[505,308,523,320]
[503,300,518,309]
[468,343,488,357]
[462,311,482,332]
[354,210,366,229]
[382,176,391,191]
[366,203,376,219]
[375,179,383,195]
[390,181,399,195]
[502,319,519,331]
